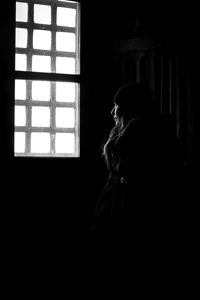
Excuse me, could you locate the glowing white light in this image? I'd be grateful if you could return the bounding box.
[57,7,76,27]
[31,133,50,153]
[32,81,50,101]
[15,132,25,153]
[33,30,51,50]
[56,57,75,74]
[15,106,26,126]
[34,4,51,24]
[56,32,75,52]
[16,2,28,22]
[56,82,76,102]
[15,28,28,48]
[55,133,75,153]
[56,107,75,128]
[32,55,51,72]
[32,107,50,127]
[15,54,27,71]
[15,80,26,100]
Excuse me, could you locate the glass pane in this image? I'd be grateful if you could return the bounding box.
[31,133,50,153]
[33,30,51,50]
[56,107,75,128]
[15,28,28,48]
[56,57,75,74]
[16,2,28,22]
[55,133,75,154]
[56,82,75,102]
[32,81,50,101]
[32,55,51,72]
[34,4,51,25]
[15,54,27,71]
[15,106,26,126]
[56,32,75,52]
[15,80,26,100]
[32,107,50,127]
[15,132,25,153]
[57,7,76,27]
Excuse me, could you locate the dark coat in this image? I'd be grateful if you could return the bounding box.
[94,113,182,248]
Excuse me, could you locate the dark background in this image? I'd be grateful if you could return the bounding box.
[1,0,199,252]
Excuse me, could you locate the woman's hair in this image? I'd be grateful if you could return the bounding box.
[102,83,154,164]
[113,82,154,116]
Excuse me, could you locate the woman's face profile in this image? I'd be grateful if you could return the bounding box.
[111,103,121,125]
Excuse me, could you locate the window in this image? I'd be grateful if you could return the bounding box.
[14,0,80,157]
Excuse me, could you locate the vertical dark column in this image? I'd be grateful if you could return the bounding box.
[149,50,156,100]
[140,54,147,83]
[154,50,161,112]
[136,53,141,83]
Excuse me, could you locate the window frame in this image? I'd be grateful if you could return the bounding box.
[14,0,81,158]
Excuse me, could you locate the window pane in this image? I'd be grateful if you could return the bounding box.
[15,54,27,71]
[34,4,51,25]
[32,81,50,101]
[16,2,28,22]
[31,133,50,153]
[32,107,50,127]
[56,107,75,128]
[33,30,51,50]
[15,80,26,100]
[56,82,76,102]
[56,32,75,52]
[15,106,26,126]
[55,133,75,154]
[15,132,25,153]
[15,28,28,48]
[57,7,76,27]
[32,55,51,72]
[56,57,75,74]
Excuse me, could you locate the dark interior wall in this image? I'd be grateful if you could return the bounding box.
[0,1,121,240]
[1,1,199,245]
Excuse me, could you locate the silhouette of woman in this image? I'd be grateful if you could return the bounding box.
[72,83,181,251]
[93,83,181,249]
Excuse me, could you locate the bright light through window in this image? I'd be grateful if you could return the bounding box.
[15,28,28,48]
[15,54,27,71]
[34,4,51,24]
[15,80,26,100]
[31,133,50,153]
[15,0,80,157]
[15,106,26,126]
[15,132,25,153]
[56,57,75,74]
[56,32,75,52]
[56,82,76,102]
[16,2,28,22]
[32,55,51,72]
[32,107,50,127]
[56,133,75,154]
[33,30,51,50]
[56,107,75,128]
[32,81,50,101]
[57,7,76,27]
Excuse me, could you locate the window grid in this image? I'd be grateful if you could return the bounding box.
[15,79,79,157]
[15,0,80,157]
[16,0,78,72]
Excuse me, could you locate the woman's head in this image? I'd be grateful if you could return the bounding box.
[112,83,154,122]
